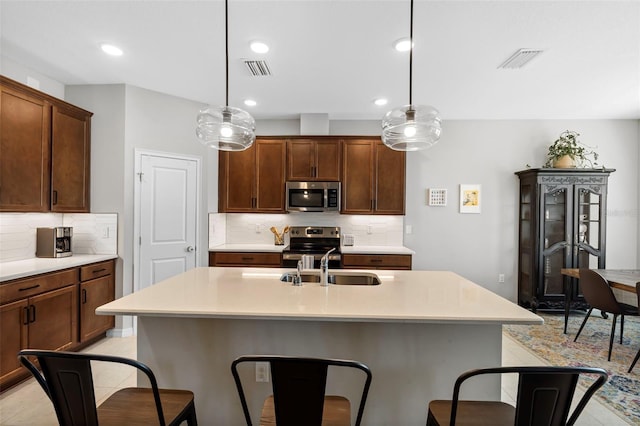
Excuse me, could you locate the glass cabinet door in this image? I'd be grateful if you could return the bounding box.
[574,186,604,269]
[541,186,570,298]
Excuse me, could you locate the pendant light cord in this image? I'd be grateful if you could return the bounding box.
[409,0,413,106]
[225,0,229,107]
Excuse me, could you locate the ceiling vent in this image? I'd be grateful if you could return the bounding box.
[498,49,544,69]
[244,60,272,76]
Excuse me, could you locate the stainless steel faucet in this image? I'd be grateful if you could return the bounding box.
[320,248,335,286]
[293,260,303,286]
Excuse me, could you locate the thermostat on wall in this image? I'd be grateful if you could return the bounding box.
[427,188,447,206]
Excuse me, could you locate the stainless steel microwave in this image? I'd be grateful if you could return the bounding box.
[286,181,340,212]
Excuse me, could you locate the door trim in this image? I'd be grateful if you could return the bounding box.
[133,149,202,293]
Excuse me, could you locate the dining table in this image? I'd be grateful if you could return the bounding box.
[560,268,640,333]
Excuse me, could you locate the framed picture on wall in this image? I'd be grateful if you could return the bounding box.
[459,184,481,213]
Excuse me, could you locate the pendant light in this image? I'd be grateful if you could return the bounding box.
[382,0,442,151]
[196,0,256,151]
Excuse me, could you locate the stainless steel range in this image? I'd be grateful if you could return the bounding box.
[282,226,341,269]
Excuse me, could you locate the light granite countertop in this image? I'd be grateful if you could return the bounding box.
[98,266,541,325]
[0,254,118,282]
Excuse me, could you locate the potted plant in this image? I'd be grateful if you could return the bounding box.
[544,130,599,168]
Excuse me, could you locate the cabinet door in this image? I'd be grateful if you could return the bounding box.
[315,140,341,181]
[0,84,51,212]
[540,185,571,299]
[255,139,286,212]
[0,299,29,388]
[51,105,91,212]
[80,276,115,342]
[374,142,405,214]
[342,139,374,213]
[219,146,256,212]
[28,285,78,351]
[287,139,315,180]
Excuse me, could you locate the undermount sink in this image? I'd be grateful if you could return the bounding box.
[280,271,381,286]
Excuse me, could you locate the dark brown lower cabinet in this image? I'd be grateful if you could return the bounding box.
[79,261,115,342]
[209,252,282,267]
[341,254,412,270]
[0,259,115,391]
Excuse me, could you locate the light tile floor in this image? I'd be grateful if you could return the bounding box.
[0,332,632,425]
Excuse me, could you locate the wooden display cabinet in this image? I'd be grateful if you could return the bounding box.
[515,168,614,311]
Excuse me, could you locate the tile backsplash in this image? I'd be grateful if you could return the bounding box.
[0,213,118,262]
[209,212,404,248]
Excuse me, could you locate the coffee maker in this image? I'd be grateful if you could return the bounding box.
[36,227,73,258]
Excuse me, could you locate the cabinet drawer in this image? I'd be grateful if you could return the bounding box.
[0,268,78,304]
[342,254,412,270]
[210,252,281,267]
[80,260,114,281]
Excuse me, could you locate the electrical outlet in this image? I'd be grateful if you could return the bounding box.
[498,274,505,283]
[255,224,261,233]
[256,362,270,382]
[367,224,373,234]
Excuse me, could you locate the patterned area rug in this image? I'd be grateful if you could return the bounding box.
[504,312,640,424]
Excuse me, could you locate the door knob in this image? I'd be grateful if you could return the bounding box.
[186,246,195,252]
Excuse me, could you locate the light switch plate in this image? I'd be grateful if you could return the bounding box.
[428,188,447,206]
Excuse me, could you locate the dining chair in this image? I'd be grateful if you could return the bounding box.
[426,366,608,426]
[18,349,197,426]
[231,355,372,426]
[573,269,638,361]
[627,281,640,373]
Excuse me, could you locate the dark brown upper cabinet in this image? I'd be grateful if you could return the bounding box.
[286,138,341,181]
[0,76,92,212]
[218,138,286,213]
[341,138,405,215]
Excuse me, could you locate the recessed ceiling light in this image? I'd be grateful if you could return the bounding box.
[250,41,269,54]
[100,43,123,56]
[374,98,388,106]
[394,38,412,52]
[244,99,257,107]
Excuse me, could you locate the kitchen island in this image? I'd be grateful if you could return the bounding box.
[97,267,541,425]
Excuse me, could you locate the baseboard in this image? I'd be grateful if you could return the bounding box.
[106,327,134,338]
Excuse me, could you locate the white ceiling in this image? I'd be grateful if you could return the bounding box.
[2,0,639,120]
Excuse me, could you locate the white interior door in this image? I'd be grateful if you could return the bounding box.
[137,153,198,291]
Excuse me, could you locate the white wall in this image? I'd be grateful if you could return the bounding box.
[0,55,65,99]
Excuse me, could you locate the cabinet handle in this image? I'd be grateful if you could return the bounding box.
[52,190,58,205]
[370,259,383,263]
[29,305,36,323]
[18,284,40,292]
[241,257,254,261]
[23,307,30,325]
[371,200,374,210]
[92,268,107,274]
[82,288,87,304]
[252,198,257,208]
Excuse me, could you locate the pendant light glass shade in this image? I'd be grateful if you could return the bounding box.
[381,105,441,151]
[381,0,442,152]
[195,0,255,151]
[196,106,256,151]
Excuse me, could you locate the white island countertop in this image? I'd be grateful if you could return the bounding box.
[0,254,118,282]
[98,267,541,325]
